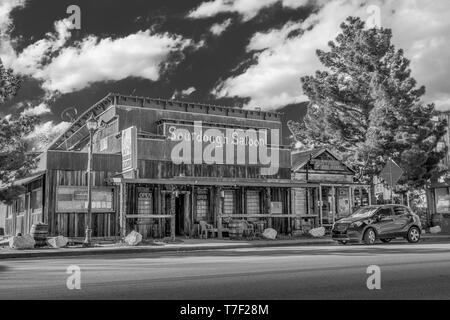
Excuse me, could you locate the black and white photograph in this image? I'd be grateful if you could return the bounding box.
[0,0,450,309]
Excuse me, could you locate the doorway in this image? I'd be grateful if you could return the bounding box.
[321,186,333,225]
[175,194,185,236]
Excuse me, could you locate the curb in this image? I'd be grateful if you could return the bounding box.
[421,235,450,242]
[0,239,335,260]
[2,236,450,260]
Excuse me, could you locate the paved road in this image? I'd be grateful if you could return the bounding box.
[1,242,450,299]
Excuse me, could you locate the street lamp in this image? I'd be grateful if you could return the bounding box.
[83,114,99,247]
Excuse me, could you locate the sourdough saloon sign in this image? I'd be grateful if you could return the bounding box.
[166,121,280,176]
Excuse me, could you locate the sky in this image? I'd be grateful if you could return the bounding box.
[1,0,450,146]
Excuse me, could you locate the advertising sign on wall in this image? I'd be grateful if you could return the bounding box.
[56,186,115,213]
[122,126,137,172]
[270,201,283,214]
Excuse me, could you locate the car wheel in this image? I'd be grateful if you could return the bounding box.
[380,238,392,243]
[407,226,421,243]
[363,228,377,245]
[338,240,348,245]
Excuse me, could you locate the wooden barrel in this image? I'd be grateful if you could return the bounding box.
[30,223,48,247]
[432,214,443,227]
[228,220,245,239]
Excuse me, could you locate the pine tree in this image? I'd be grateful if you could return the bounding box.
[291,17,447,189]
[0,58,38,203]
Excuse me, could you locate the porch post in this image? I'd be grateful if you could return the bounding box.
[170,190,176,241]
[191,185,195,237]
[266,187,272,228]
[331,186,336,224]
[286,188,292,233]
[318,185,323,227]
[184,191,191,237]
[218,187,223,239]
[119,182,127,238]
[348,186,352,215]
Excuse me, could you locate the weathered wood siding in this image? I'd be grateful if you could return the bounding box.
[46,170,119,237]
[138,160,291,180]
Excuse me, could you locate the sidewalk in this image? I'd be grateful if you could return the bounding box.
[1,234,450,260]
[0,237,333,260]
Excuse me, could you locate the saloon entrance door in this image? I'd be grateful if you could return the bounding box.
[175,194,185,236]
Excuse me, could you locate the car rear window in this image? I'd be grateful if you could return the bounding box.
[377,208,392,216]
[394,206,409,215]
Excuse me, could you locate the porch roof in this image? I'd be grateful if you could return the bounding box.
[11,171,45,187]
[108,177,321,188]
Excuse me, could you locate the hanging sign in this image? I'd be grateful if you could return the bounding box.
[270,201,283,214]
[122,126,137,172]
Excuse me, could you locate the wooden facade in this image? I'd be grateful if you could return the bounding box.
[2,150,122,238]
[2,93,307,239]
[291,148,371,232]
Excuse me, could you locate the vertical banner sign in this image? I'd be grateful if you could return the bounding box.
[122,126,137,172]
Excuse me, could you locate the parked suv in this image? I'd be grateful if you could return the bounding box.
[332,205,422,245]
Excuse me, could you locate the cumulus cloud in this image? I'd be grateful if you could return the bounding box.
[37,30,192,94]
[26,120,71,151]
[181,87,196,95]
[210,18,232,36]
[0,0,26,66]
[171,86,197,99]
[5,28,192,95]
[213,0,450,110]
[10,19,71,76]
[0,3,195,96]
[21,102,51,116]
[188,0,314,21]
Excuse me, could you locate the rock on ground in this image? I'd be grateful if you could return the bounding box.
[9,234,36,250]
[309,227,326,238]
[124,231,143,246]
[47,235,69,248]
[430,226,442,234]
[262,228,277,240]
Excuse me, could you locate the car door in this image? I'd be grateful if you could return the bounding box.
[392,206,411,235]
[373,207,395,236]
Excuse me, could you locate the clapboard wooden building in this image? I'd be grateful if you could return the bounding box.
[3,93,317,240]
[290,148,371,231]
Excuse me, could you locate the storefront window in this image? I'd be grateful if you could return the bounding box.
[336,187,350,218]
[6,205,11,218]
[31,188,43,213]
[223,190,235,215]
[353,188,370,208]
[196,190,209,221]
[14,195,25,214]
[246,190,260,215]
[435,187,450,213]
